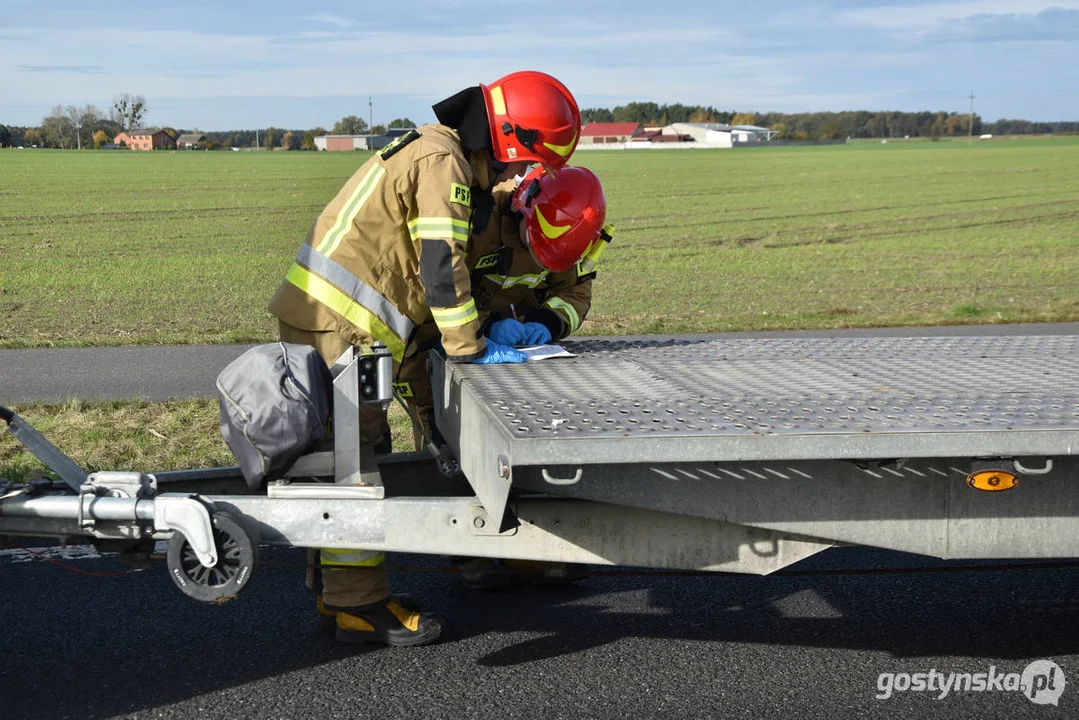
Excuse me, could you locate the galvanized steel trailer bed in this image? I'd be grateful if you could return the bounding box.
[2,333,1078,602]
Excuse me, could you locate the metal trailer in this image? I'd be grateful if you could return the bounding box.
[1,334,1077,602]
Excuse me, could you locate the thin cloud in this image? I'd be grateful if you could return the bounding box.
[929,7,1079,43]
[838,0,1079,30]
[304,12,353,27]
[16,64,105,74]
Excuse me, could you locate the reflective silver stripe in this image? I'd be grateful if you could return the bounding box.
[296,244,416,341]
[487,272,548,289]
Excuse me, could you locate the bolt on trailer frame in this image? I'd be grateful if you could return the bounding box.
[1,334,1078,602]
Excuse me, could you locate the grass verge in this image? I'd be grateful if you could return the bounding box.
[0,400,416,481]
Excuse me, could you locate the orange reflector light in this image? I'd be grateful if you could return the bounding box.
[966,469,1018,492]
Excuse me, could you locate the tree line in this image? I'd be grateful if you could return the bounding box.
[0,96,417,149]
[581,103,1079,140]
[4,97,1077,148]
[0,93,149,149]
[197,117,417,150]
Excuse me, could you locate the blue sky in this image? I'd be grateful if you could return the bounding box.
[1,0,1076,130]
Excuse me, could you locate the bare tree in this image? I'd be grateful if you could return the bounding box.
[64,105,82,148]
[60,104,105,149]
[111,93,149,131]
[42,106,73,148]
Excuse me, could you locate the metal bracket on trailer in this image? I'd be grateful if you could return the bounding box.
[153,495,219,568]
[328,345,392,490]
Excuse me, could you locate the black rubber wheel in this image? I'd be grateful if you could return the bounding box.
[166,512,258,603]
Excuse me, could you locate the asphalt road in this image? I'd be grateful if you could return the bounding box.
[0,344,255,404]
[2,323,1078,719]
[1,545,1076,719]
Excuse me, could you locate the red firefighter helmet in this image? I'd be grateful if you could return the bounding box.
[512,165,606,272]
[481,71,580,171]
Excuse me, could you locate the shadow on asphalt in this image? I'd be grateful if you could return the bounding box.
[2,546,1078,719]
[446,550,1079,667]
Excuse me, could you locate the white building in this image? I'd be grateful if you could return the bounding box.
[664,123,734,147]
[314,128,416,151]
[731,125,778,144]
[314,135,376,151]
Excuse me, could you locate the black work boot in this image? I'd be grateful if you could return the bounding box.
[327,596,442,647]
[316,593,418,634]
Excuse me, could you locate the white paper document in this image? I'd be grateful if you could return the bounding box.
[520,344,576,361]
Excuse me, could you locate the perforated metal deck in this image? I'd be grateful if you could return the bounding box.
[445,335,1079,464]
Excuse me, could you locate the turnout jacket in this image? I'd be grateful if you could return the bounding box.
[268,125,490,362]
[468,179,595,341]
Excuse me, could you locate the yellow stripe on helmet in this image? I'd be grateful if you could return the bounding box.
[535,207,570,239]
[490,86,507,116]
[542,129,577,158]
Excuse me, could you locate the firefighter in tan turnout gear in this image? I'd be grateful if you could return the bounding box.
[268,71,582,646]
[399,164,612,452]
[396,164,612,589]
[475,165,611,349]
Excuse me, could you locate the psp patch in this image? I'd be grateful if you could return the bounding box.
[392,382,414,399]
[474,251,501,270]
[450,183,472,207]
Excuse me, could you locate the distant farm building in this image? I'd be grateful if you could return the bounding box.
[315,135,374,151]
[177,133,208,149]
[731,125,779,143]
[579,122,641,145]
[576,122,778,150]
[314,127,417,151]
[662,122,733,147]
[113,129,176,151]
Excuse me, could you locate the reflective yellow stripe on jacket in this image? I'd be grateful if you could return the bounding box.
[285,244,416,361]
[320,548,385,567]
[545,297,581,334]
[408,217,470,243]
[316,165,386,257]
[431,299,478,329]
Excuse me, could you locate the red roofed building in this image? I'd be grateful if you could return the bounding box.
[580,122,640,145]
[113,128,176,151]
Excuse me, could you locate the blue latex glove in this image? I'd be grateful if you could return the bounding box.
[521,322,552,345]
[470,339,527,364]
[487,318,529,346]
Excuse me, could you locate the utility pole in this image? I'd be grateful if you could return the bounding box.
[256,128,260,152]
[369,95,374,139]
[968,90,975,144]
[74,118,82,150]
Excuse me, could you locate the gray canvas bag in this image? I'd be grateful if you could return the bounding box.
[216,342,333,489]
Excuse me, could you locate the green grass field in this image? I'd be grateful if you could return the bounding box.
[2,138,1077,348]
[2,139,1078,478]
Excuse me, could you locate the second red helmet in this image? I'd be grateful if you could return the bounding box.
[512,165,606,272]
